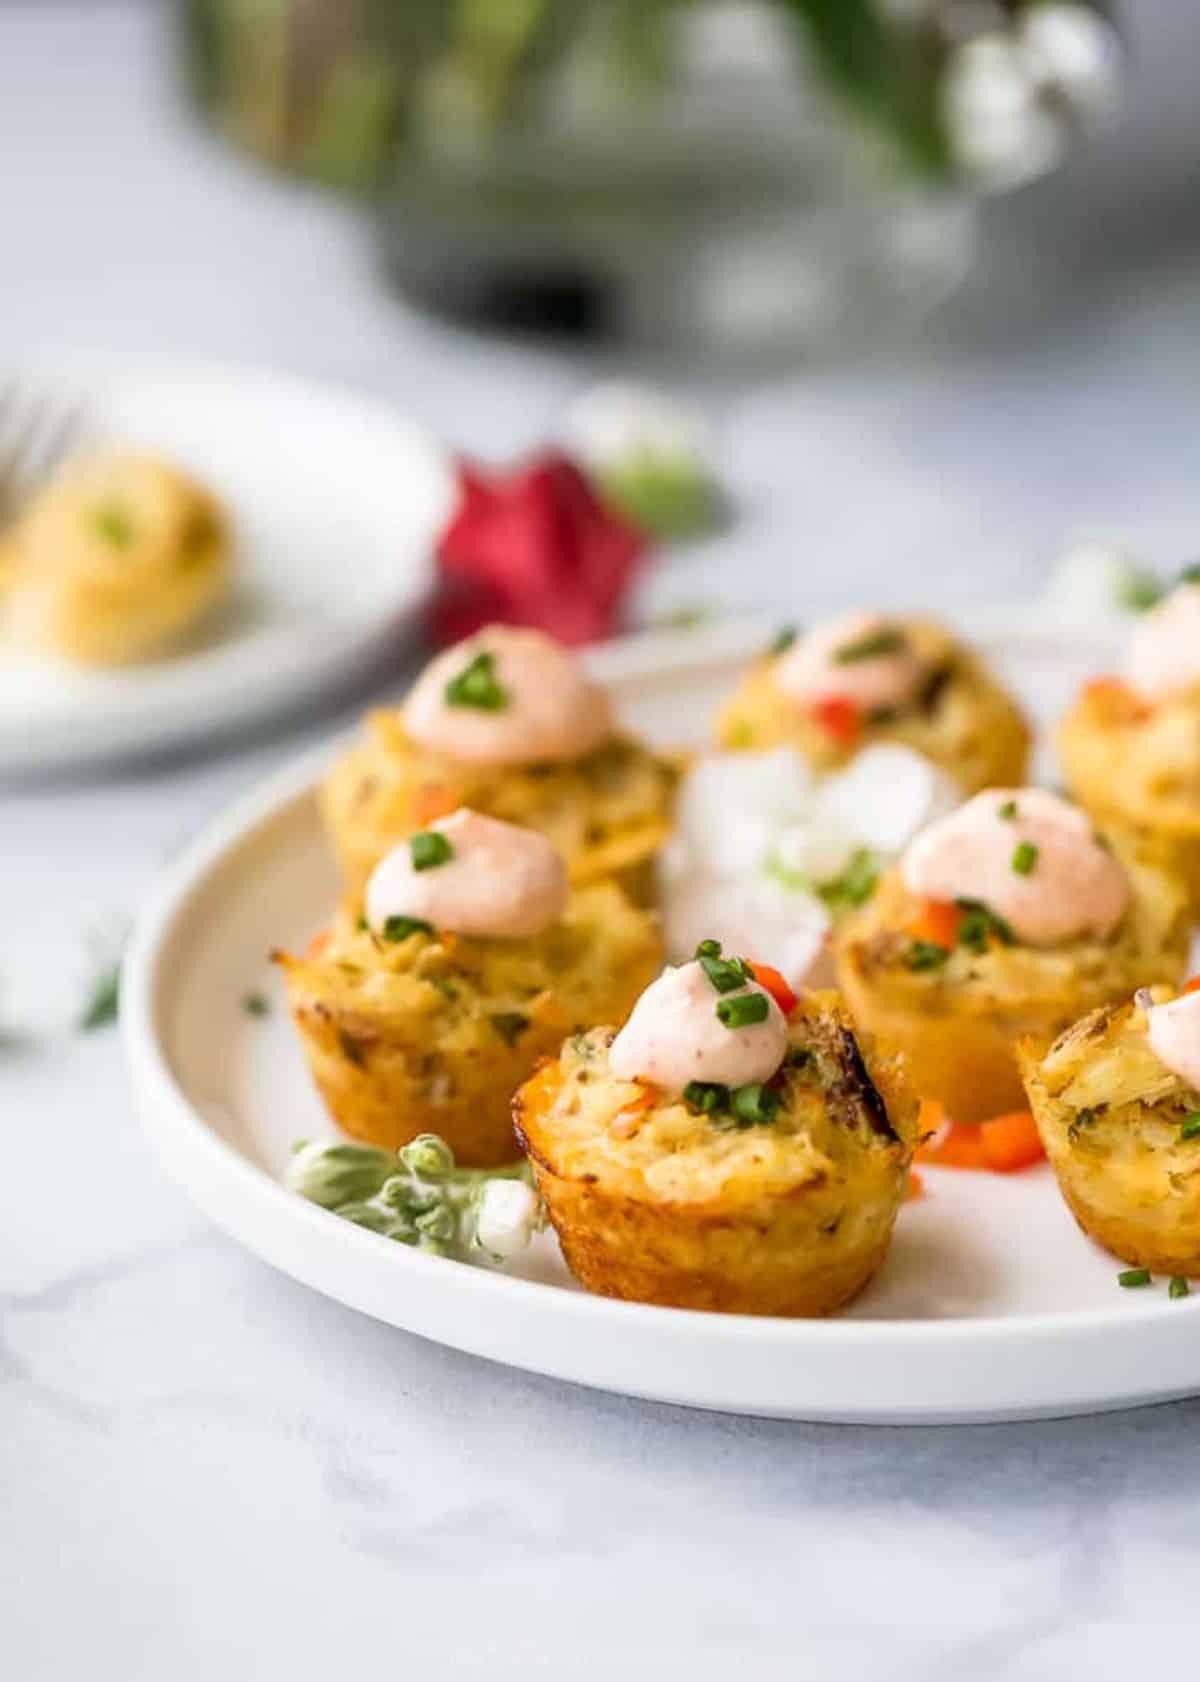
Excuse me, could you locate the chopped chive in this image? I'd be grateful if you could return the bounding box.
[1118,1267,1152,1289]
[444,650,508,711]
[716,992,770,1029]
[410,831,454,871]
[769,625,797,657]
[683,1080,728,1115]
[382,914,433,942]
[998,799,1018,821]
[1180,1113,1200,1141]
[242,992,269,1018]
[955,898,1014,951]
[698,951,753,994]
[694,939,722,959]
[355,914,369,932]
[833,627,905,664]
[906,941,949,972]
[490,1011,529,1046]
[92,504,134,548]
[1011,840,1039,876]
[730,1082,781,1125]
[1170,1275,1190,1300]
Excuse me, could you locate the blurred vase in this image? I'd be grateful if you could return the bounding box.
[178,0,1120,356]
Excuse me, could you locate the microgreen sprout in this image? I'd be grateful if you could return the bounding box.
[287,1133,541,1264]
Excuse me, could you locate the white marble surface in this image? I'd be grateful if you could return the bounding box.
[5,4,1200,1678]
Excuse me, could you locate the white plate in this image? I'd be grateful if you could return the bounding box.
[0,361,454,774]
[122,619,1200,1424]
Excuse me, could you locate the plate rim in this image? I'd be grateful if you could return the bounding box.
[120,619,1200,1421]
[0,357,455,774]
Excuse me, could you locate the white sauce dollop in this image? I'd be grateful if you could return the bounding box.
[1146,991,1200,1093]
[775,610,926,714]
[365,808,568,940]
[608,959,787,1095]
[901,787,1129,947]
[402,625,613,766]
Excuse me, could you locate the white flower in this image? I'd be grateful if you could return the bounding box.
[1042,538,1160,626]
[475,1179,542,1260]
[562,382,711,474]
[1021,4,1122,119]
[943,34,1062,185]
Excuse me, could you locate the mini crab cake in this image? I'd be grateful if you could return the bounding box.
[836,789,1189,1123]
[1020,986,1200,1275]
[321,625,678,900]
[716,611,1029,793]
[276,811,661,1166]
[513,950,915,1317]
[1059,582,1200,912]
[3,451,229,665]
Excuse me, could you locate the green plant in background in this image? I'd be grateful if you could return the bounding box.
[178,0,1121,193]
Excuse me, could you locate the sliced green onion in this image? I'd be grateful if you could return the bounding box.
[1180,1113,1200,1141]
[698,950,754,994]
[1170,1275,1191,1300]
[410,831,454,871]
[683,1080,728,1115]
[833,627,905,664]
[92,504,134,548]
[694,938,722,959]
[998,799,1018,821]
[1179,562,1200,585]
[1011,840,1039,876]
[242,992,269,1017]
[716,992,769,1029]
[730,1082,781,1125]
[906,941,949,972]
[769,625,797,657]
[382,914,433,942]
[444,650,508,711]
[1118,1267,1152,1288]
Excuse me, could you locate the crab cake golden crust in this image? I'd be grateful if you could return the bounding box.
[835,857,1189,1123]
[276,881,661,1167]
[513,994,915,1317]
[320,715,678,903]
[1058,678,1200,913]
[716,618,1029,793]
[1019,990,1200,1274]
[3,452,229,665]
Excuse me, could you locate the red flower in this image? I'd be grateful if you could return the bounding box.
[430,450,646,647]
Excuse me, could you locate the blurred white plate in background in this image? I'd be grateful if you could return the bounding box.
[123,619,1200,1426]
[0,361,454,774]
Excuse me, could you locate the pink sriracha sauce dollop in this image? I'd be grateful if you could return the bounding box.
[775,610,925,715]
[901,788,1130,947]
[1125,584,1200,703]
[365,808,568,940]
[608,959,787,1095]
[1146,990,1200,1092]
[402,625,613,766]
